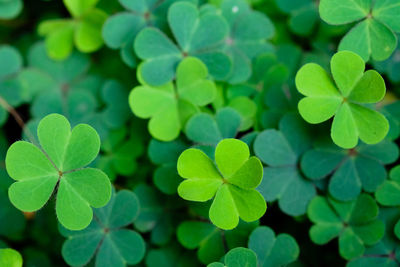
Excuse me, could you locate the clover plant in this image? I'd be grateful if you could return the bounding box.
[296,50,389,149]
[177,138,266,229]
[129,57,216,141]
[320,0,400,61]
[60,189,145,267]
[3,0,400,265]
[38,0,107,60]
[308,194,385,260]
[6,113,111,230]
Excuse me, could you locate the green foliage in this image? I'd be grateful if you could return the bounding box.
[0,248,23,267]
[254,113,316,216]
[129,57,216,141]
[248,226,300,266]
[0,0,22,19]
[135,1,230,85]
[6,113,111,230]
[319,0,400,61]
[177,220,258,264]
[38,0,107,60]
[302,139,399,201]
[60,189,145,267]
[276,0,318,36]
[3,0,400,265]
[308,194,385,260]
[296,50,389,149]
[207,247,257,267]
[177,138,266,229]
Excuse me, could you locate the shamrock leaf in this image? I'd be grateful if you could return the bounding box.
[178,220,258,264]
[177,138,266,230]
[185,107,241,146]
[347,207,400,267]
[376,165,400,210]
[100,80,130,130]
[248,226,299,267]
[0,248,23,267]
[380,100,400,141]
[134,1,230,85]
[220,0,274,83]
[319,0,400,61]
[133,184,175,245]
[6,113,111,230]
[97,127,144,181]
[373,38,400,83]
[254,113,316,216]
[25,43,111,139]
[0,45,24,126]
[60,189,146,267]
[148,138,187,194]
[276,0,318,36]
[296,50,389,149]
[129,57,216,141]
[228,96,258,131]
[102,0,197,67]
[207,247,257,267]
[0,0,22,19]
[301,139,399,201]
[308,194,385,260]
[38,0,107,60]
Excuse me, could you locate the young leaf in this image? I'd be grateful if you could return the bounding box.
[307,194,385,260]
[248,226,299,267]
[6,113,111,230]
[0,248,23,267]
[177,138,266,230]
[129,57,216,141]
[38,0,107,60]
[60,189,145,267]
[296,50,389,149]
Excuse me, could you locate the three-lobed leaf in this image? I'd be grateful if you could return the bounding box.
[177,138,266,230]
[6,113,111,230]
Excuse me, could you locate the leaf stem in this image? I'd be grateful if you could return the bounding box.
[0,96,36,144]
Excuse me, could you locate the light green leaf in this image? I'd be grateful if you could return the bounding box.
[319,0,371,25]
[0,248,23,267]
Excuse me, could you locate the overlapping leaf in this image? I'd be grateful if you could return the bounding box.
[308,194,385,260]
[129,57,216,141]
[60,189,145,267]
[248,226,299,267]
[301,139,399,201]
[134,1,230,85]
[177,138,266,230]
[38,0,107,60]
[254,113,316,216]
[177,220,258,264]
